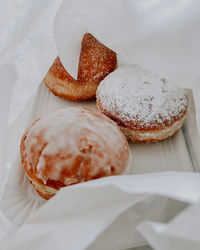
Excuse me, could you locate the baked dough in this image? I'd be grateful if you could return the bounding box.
[20,107,130,199]
[96,65,188,142]
[44,33,117,101]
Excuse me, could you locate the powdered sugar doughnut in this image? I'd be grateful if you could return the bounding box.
[96,65,188,142]
[20,107,130,199]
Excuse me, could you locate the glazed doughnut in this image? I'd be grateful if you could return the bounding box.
[96,65,188,142]
[44,33,117,101]
[20,107,130,199]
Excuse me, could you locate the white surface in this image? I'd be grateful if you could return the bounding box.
[138,201,200,250]
[1,0,200,250]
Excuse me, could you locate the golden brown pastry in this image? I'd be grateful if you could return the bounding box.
[44,33,117,101]
[20,107,130,199]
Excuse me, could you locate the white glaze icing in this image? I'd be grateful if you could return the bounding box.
[22,107,130,184]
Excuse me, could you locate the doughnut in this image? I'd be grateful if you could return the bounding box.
[96,65,188,142]
[20,107,130,199]
[44,33,117,101]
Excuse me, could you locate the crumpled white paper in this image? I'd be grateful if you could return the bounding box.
[138,199,200,250]
[1,0,200,250]
[0,0,61,243]
[55,0,200,88]
[2,172,200,250]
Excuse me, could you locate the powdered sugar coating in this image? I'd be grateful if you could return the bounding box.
[97,65,188,129]
[21,107,130,186]
[77,33,117,83]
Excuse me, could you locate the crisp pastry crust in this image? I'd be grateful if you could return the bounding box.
[96,65,188,142]
[44,33,117,101]
[29,177,57,200]
[44,57,99,101]
[20,107,130,199]
[119,113,187,142]
[97,99,187,142]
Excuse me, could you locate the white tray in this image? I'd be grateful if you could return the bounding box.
[1,82,200,226]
